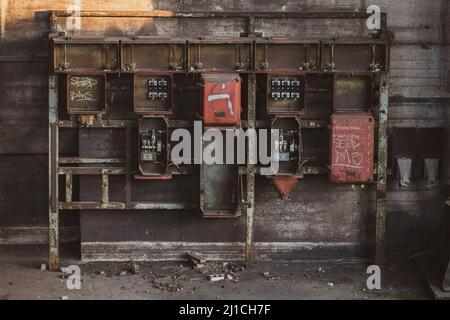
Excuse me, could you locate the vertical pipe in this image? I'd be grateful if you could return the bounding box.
[245,73,256,266]
[125,125,132,208]
[49,73,60,271]
[375,72,389,265]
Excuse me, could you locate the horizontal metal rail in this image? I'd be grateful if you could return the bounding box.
[59,201,195,210]
[53,10,372,19]
[58,167,125,175]
[59,157,125,164]
[58,119,328,129]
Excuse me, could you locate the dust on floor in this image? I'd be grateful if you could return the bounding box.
[0,245,430,300]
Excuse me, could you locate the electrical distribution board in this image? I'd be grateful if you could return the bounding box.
[52,36,387,217]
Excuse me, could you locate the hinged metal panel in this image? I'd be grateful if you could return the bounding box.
[53,38,119,73]
[188,39,253,72]
[66,74,106,115]
[255,39,320,72]
[121,38,186,72]
[330,112,375,183]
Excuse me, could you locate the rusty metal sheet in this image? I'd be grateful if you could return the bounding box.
[53,38,119,73]
[333,75,372,112]
[322,42,387,72]
[121,39,186,72]
[255,40,319,71]
[330,112,374,183]
[188,40,252,72]
[66,74,106,115]
[200,128,240,218]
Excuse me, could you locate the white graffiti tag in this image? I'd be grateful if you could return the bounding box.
[70,76,98,102]
[333,136,363,169]
[70,76,98,89]
[70,90,97,102]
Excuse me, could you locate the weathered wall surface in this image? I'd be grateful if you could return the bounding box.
[0,0,448,259]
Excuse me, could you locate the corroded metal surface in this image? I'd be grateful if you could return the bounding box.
[46,9,391,267]
[246,74,256,266]
[52,10,373,19]
[48,73,60,271]
[330,113,375,183]
[375,72,389,265]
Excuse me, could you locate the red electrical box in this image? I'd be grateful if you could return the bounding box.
[330,112,374,183]
[201,74,241,126]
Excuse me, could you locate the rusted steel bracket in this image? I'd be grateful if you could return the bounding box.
[375,72,389,265]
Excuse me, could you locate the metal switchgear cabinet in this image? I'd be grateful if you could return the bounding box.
[330,112,375,183]
[201,74,241,126]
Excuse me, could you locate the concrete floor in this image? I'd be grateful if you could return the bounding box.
[0,244,430,300]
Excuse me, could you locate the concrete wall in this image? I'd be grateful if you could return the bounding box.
[0,0,448,260]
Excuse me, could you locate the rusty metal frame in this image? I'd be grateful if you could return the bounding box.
[245,74,256,266]
[49,73,59,271]
[375,71,389,264]
[48,10,390,269]
[52,37,120,73]
[52,10,376,20]
[120,38,187,73]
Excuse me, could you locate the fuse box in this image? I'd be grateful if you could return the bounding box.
[275,130,299,162]
[133,75,173,114]
[330,112,374,183]
[270,117,303,176]
[257,74,305,116]
[137,117,170,177]
[201,74,241,126]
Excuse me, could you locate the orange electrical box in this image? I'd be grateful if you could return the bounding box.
[330,112,374,183]
[201,74,241,126]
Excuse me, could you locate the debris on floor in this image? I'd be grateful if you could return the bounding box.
[192,261,245,283]
[40,264,46,272]
[209,274,225,282]
[130,263,141,275]
[262,271,277,280]
[119,270,127,276]
[186,252,206,270]
[0,246,430,300]
[183,252,245,283]
[152,275,183,292]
